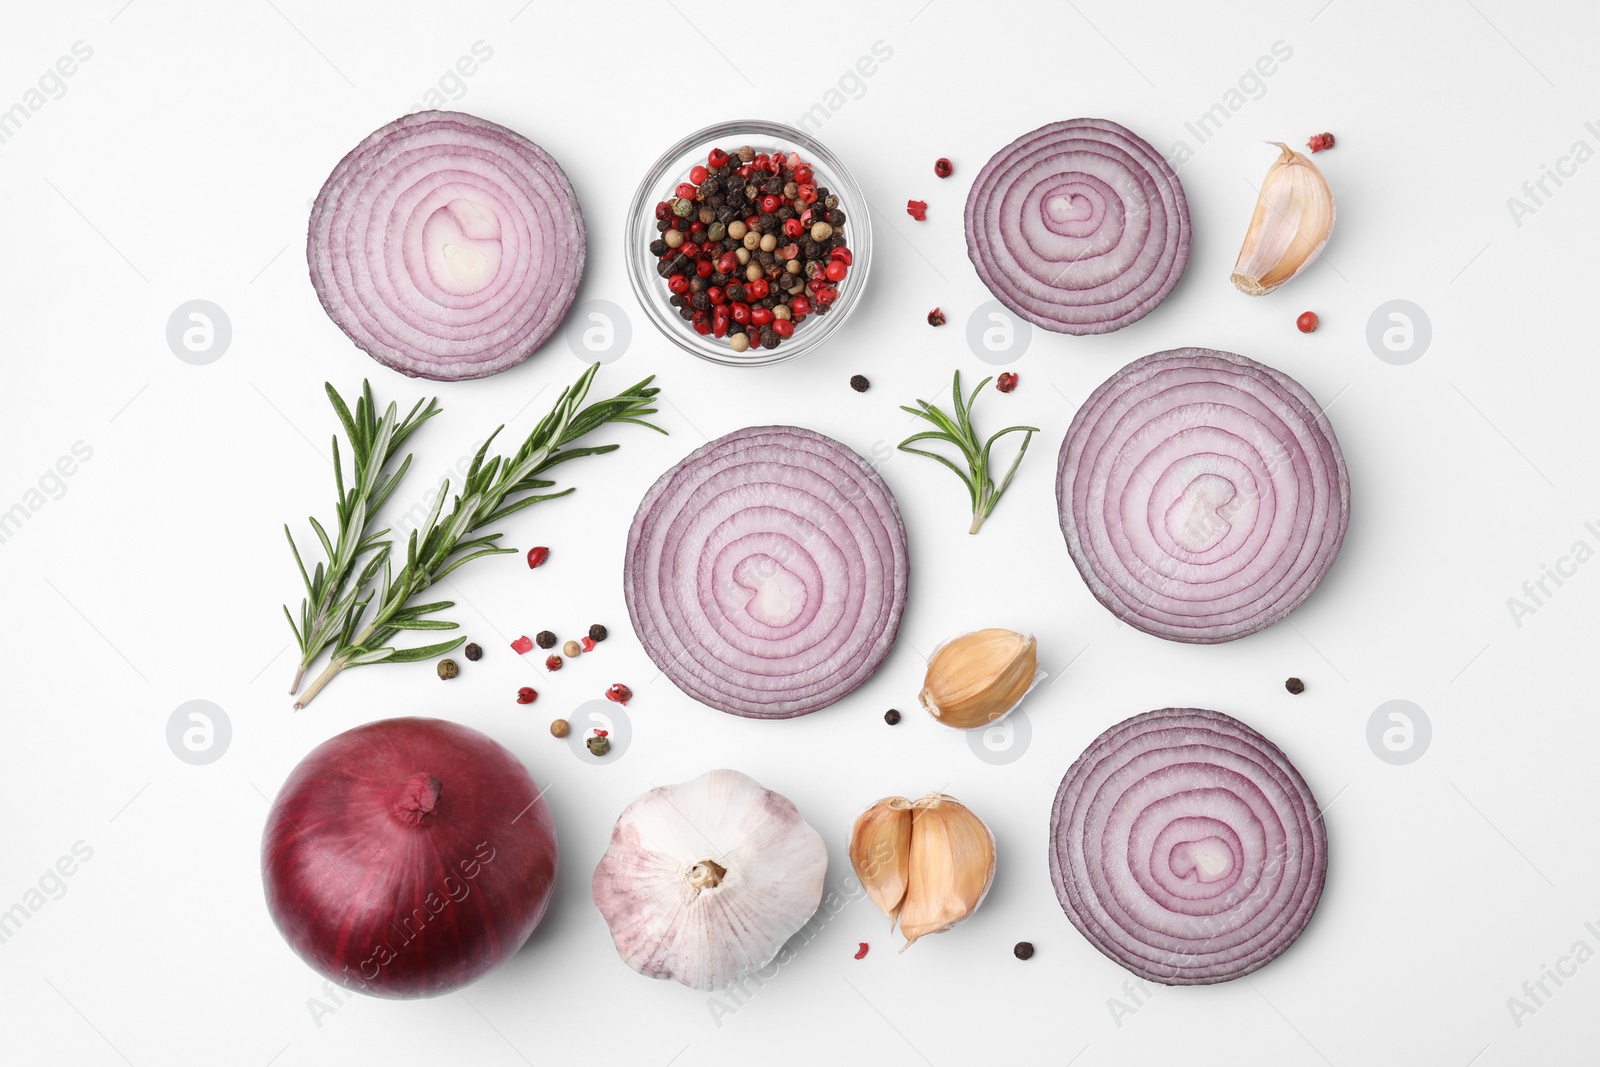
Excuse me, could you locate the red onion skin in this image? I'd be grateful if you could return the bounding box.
[262,718,558,999]
[1049,708,1327,985]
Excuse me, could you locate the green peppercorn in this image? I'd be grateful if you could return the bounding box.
[707,222,726,242]
[437,658,459,680]
[586,734,611,757]
[671,197,695,218]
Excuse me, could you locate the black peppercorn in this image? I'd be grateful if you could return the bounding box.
[655,219,671,233]
[760,329,780,350]
[827,209,846,225]
[1014,942,1035,960]
[588,623,608,642]
[464,642,483,662]
[648,239,668,257]
[1285,677,1306,695]
[850,374,869,392]
[884,708,901,725]
[691,292,710,311]
[725,283,746,303]
[535,630,557,649]
[669,294,686,308]
[679,305,696,321]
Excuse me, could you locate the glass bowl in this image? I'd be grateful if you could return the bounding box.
[625,119,873,368]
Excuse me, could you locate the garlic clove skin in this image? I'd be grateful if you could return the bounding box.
[592,769,827,991]
[898,795,996,950]
[849,796,914,928]
[919,628,1045,730]
[1231,142,1335,296]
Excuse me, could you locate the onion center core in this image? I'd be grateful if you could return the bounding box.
[392,772,442,826]
[1170,836,1234,883]
[688,860,728,890]
[1167,473,1239,552]
[735,554,807,626]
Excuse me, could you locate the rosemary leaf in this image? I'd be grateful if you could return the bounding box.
[898,371,1039,535]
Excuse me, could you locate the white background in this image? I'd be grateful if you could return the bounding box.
[2,1,1597,1064]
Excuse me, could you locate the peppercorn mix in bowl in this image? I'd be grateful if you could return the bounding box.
[626,120,872,367]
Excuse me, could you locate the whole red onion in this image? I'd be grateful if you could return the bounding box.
[261,717,558,998]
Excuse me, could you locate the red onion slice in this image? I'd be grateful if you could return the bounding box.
[965,119,1190,335]
[308,110,585,381]
[624,426,909,719]
[1050,708,1327,985]
[1058,348,1349,643]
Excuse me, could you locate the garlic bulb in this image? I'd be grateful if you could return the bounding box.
[919,628,1044,730]
[849,793,996,950]
[1231,142,1335,296]
[592,769,827,990]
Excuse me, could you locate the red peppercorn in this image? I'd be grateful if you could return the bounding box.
[745,215,760,229]
[793,165,814,184]
[790,295,812,317]
[692,312,712,336]
[708,147,729,169]
[593,729,608,738]
[746,278,770,299]
[830,247,852,266]
[737,163,754,179]
[854,942,870,960]
[606,683,633,706]
[807,276,825,293]
[667,274,690,295]
[825,261,848,283]
[927,307,946,327]
[907,199,928,221]
[515,686,537,705]
[772,319,794,339]
[730,302,752,325]
[779,243,799,261]
[689,164,708,184]
[680,241,700,258]
[511,635,534,655]
[527,546,550,568]
[695,259,713,278]
[753,153,770,169]
[751,306,775,326]
[654,201,671,221]
[545,654,563,672]
[707,286,725,305]
[712,304,731,337]
[797,184,818,205]
[934,157,953,178]
[1297,311,1319,333]
[816,286,839,305]
[716,251,739,275]
[760,194,781,214]
[1306,132,1335,153]
[996,372,1019,393]
[689,220,706,234]
[580,636,597,652]
[675,182,697,199]
[783,218,804,238]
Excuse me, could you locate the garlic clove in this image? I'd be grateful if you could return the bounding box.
[898,795,996,950]
[1231,142,1335,296]
[919,628,1044,730]
[592,769,828,991]
[849,797,914,928]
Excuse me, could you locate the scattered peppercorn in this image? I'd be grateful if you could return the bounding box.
[563,639,582,658]
[1286,677,1306,695]
[589,623,608,642]
[1296,311,1319,333]
[1014,941,1035,960]
[526,545,550,569]
[1306,131,1335,153]
[586,733,612,757]
[511,635,534,655]
[545,654,563,672]
[996,372,1019,393]
[436,658,459,680]
[516,686,538,704]
[606,683,633,706]
[550,718,570,737]
[853,942,870,960]
[580,636,596,653]
[934,157,953,178]
[535,630,557,649]
[464,642,483,662]
[906,199,928,221]
[927,307,946,327]
[884,709,902,726]
[849,374,870,393]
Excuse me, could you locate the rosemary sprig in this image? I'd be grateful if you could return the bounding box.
[898,371,1039,535]
[294,363,665,709]
[284,382,441,694]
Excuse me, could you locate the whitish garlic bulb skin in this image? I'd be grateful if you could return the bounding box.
[592,769,827,990]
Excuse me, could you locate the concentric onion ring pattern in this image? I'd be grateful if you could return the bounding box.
[624,426,909,719]
[965,118,1191,335]
[1057,348,1350,644]
[308,110,586,381]
[1049,708,1327,985]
